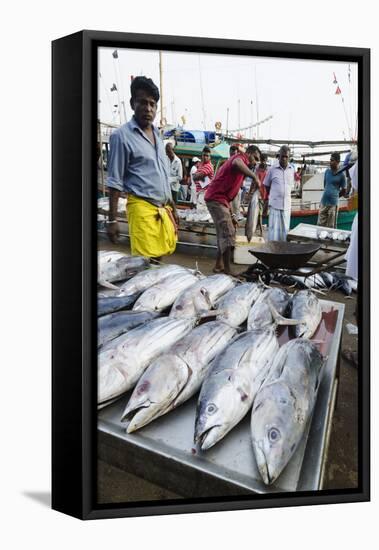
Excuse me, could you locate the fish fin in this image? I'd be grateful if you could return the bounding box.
[99,280,121,290]
[267,299,303,326]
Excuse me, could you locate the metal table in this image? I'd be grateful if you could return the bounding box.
[98,300,344,498]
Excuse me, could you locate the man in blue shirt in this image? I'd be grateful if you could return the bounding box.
[106,76,178,259]
[317,152,347,228]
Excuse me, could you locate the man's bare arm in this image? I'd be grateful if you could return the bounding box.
[107,188,121,243]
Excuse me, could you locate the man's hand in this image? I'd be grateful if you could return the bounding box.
[231,216,239,228]
[106,221,120,244]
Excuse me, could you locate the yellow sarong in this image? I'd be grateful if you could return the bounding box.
[126,194,177,258]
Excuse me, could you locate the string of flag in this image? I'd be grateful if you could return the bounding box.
[333,72,352,140]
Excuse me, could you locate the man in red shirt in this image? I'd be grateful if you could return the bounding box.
[205,144,261,275]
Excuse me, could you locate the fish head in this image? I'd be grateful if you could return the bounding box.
[121,354,190,432]
[195,371,251,450]
[251,382,300,485]
[133,287,162,312]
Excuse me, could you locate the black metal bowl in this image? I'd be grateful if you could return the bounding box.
[248,241,321,269]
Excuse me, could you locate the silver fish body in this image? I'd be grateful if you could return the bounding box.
[119,264,193,296]
[245,190,260,242]
[98,317,196,404]
[194,327,279,450]
[133,271,200,312]
[98,254,149,287]
[247,287,291,330]
[97,293,140,316]
[289,290,322,338]
[251,339,324,485]
[216,283,263,327]
[170,274,235,319]
[98,310,161,348]
[121,321,237,431]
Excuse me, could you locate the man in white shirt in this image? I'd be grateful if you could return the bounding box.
[166,142,183,203]
[263,145,295,241]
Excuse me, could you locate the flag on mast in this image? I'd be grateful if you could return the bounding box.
[335,86,341,95]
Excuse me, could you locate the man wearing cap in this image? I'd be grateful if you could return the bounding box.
[189,157,201,204]
[264,145,295,241]
[317,152,347,228]
[106,76,178,259]
[205,144,261,275]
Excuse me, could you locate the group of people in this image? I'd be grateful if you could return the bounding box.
[105,75,357,281]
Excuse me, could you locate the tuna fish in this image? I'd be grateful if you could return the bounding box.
[97,293,140,316]
[119,264,194,296]
[132,271,200,312]
[98,310,161,348]
[169,274,235,319]
[194,327,279,450]
[247,287,291,330]
[98,317,196,404]
[121,321,237,431]
[251,339,324,485]
[245,190,260,242]
[98,254,150,288]
[289,290,322,338]
[215,283,263,327]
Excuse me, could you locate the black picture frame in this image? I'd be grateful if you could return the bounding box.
[52,30,370,520]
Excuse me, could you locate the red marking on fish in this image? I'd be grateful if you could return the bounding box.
[137,380,151,395]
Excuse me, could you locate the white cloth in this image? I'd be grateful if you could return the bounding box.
[345,161,358,280]
[268,207,291,241]
[263,164,294,210]
[168,154,183,192]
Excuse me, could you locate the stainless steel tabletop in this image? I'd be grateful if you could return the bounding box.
[98,300,344,497]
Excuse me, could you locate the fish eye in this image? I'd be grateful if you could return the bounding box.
[268,428,280,443]
[207,403,217,415]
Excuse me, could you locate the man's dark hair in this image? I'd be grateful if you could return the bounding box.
[229,145,239,154]
[331,151,341,162]
[246,144,261,156]
[279,145,291,156]
[260,153,267,162]
[130,76,160,102]
[202,146,211,154]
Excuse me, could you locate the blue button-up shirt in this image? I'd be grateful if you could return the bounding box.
[263,163,294,211]
[107,117,172,206]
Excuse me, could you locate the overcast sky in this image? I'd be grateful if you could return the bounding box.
[98,47,358,144]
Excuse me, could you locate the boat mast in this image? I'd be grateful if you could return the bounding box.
[159,51,164,128]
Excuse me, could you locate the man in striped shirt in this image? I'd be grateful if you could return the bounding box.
[192,146,215,200]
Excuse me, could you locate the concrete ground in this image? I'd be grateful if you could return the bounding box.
[97,234,358,503]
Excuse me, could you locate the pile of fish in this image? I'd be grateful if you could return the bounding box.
[176,207,212,224]
[273,269,357,296]
[317,229,350,242]
[97,251,328,486]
